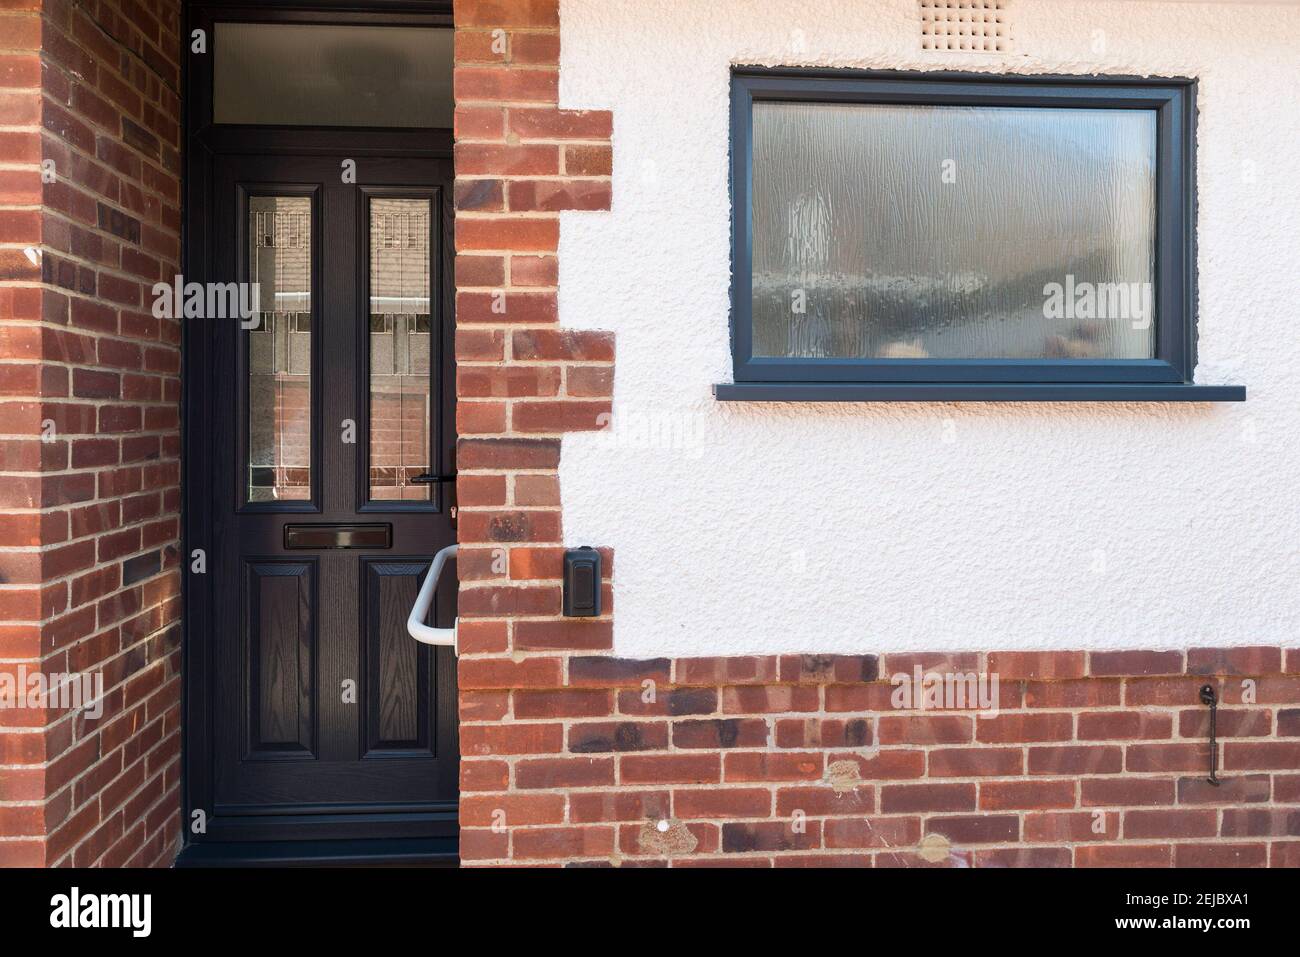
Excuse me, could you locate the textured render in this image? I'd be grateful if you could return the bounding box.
[555,0,1300,656]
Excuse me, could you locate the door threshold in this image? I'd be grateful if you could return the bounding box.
[174,837,459,868]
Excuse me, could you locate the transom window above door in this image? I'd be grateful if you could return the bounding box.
[718,70,1244,402]
[213,22,453,128]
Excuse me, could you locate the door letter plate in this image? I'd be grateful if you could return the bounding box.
[284,523,392,549]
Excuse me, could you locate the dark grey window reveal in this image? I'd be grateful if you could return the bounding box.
[718,69,1244,402]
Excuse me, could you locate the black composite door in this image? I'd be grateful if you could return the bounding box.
[203,149,457,845]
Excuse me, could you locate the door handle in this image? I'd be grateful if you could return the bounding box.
[410,472,458,526]
[407,544,457,652]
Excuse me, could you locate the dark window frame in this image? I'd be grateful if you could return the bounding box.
[721,69,1244,402]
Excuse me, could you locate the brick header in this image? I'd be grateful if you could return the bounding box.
[450,0,1300,867]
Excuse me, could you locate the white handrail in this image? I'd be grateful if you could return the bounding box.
[407,544,458,653]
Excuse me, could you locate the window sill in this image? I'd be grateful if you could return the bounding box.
[713,383,1247,403]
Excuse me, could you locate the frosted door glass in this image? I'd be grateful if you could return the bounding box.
[214,23,453,128]
[248,196,311,502]
[368,198,433,503]
[751,102,1157,360]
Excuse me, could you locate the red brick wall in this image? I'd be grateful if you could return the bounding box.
[460,646,1300,867]
[451,0,1300,867]
[0,0,182,867]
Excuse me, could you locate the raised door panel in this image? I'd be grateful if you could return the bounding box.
[245,560,316,757]
[364,560,432,754]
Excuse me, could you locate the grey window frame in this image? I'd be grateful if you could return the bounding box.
[718,69,1244,402]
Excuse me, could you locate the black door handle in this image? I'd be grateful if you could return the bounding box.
[1199,684,1221,786]
[410,473,457,485]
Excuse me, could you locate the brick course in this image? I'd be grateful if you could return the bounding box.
[0,0,182,867]
[458,647,1300,866]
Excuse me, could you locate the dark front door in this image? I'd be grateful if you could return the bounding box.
[189,145,457,851]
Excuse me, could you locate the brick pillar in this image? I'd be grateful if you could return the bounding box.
[0,0,47,868]
[452,0,616,863]
[0,0,183,867]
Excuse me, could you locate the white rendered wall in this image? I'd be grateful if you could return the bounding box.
[555,0,1300,656]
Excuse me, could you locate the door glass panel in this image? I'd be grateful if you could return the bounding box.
[214,24,453,128]
[368,197,432,503]
[248,196,312,503]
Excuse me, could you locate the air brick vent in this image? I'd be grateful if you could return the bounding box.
[920,0,1010,53]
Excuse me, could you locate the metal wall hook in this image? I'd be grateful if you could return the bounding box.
[1199,684,1221,786]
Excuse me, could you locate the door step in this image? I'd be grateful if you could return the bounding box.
[174,837,459,868]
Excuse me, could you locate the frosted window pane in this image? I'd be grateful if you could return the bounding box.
[751,102,1157,360]
[215,24,452,128]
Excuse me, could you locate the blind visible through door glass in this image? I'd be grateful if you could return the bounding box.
[368,197,433,504]
[247,195,311,503]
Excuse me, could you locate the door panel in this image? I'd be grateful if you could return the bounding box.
[200,149,457,844]
[245,560,316,757]
[364,560,432,754]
